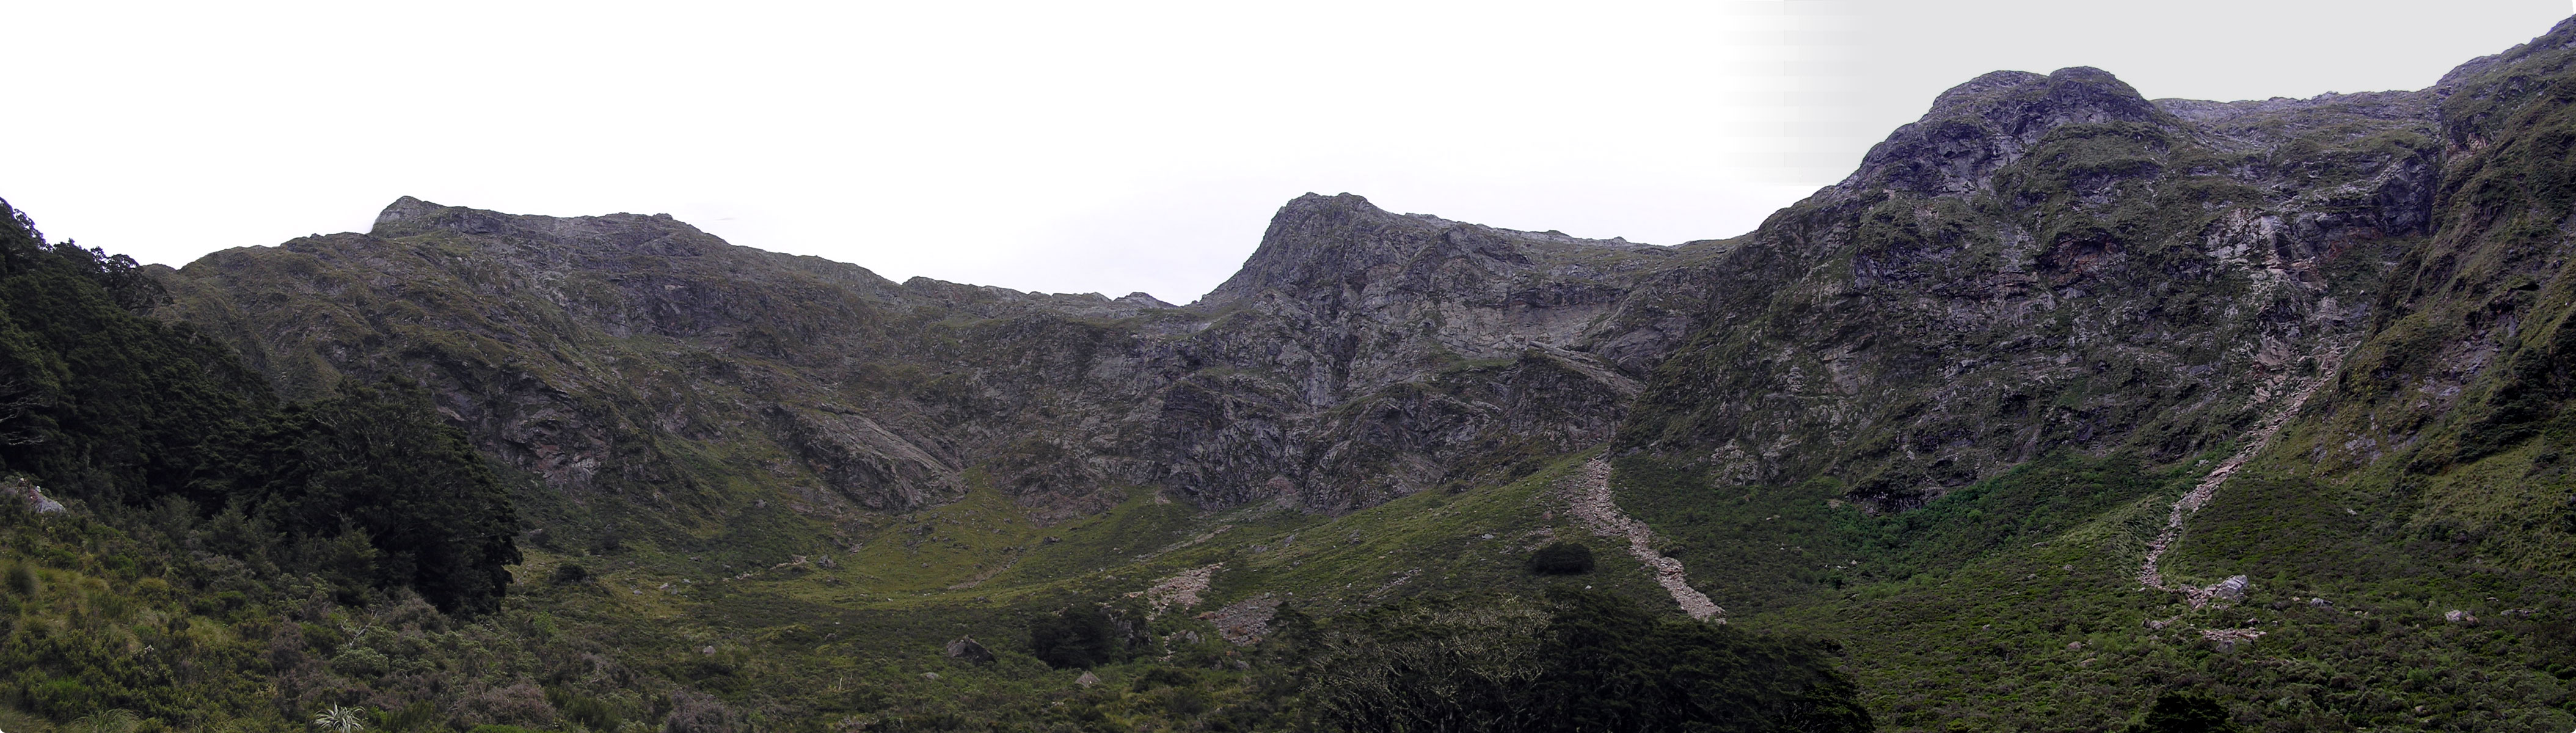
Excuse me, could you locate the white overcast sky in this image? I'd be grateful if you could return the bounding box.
[4,1,2567,303]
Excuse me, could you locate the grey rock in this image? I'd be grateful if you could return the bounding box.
[944,636,995,665]
[10,477,63,514]
[2210,575,2251,601]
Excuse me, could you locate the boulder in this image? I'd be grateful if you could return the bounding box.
[944,636,996,665]
[10,477,63,514]
[2208,575,2250,601]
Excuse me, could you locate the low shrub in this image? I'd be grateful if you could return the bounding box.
[1527,542,1596,575]
[1030,606,1120,669]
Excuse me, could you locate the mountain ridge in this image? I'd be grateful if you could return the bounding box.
[6,17,2575,731]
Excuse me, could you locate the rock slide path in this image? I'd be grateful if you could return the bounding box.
[2138,343,2351,607]
[1566,459,1725,621]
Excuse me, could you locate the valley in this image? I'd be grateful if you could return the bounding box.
[10,16,2576,733]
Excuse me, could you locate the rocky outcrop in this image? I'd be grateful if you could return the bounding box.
[1837,67,2180,198]
[9,476,62,514]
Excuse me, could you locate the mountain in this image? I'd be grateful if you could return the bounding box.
[1624,66,2432,506]
[154,191,1710,531]
[6,16,2576,733]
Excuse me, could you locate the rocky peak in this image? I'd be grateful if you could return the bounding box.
[1838,67,2178,196]
[1115,291,1172,308]
[1198,192,1657,310]
[1196,193,1433,306]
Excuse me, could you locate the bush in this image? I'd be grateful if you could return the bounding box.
[2125,691,2239,732]
[556,693,617,732]
[1299,589,1872,732]
[1527,542,1596,575]
[549,563,592,585]
[1132,667,1199,691]
[1029,606,1120,669]
[4,563,34,596]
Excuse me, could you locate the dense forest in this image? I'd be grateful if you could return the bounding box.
[0,199,518,615]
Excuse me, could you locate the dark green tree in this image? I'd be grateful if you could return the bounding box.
[1527,541,1596,574]
[0,197,519,616]
[218,381,522,614]
[1029,605,1120,668]
[1299,589,1872,733]
[2125,691,2239,733]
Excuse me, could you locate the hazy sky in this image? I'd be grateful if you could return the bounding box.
[5,2,2567,303]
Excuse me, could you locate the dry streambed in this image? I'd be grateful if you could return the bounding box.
[1567,458,1724,621]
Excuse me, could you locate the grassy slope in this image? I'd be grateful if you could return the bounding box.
[409,450,1687,731]
[1773,461,2567,732]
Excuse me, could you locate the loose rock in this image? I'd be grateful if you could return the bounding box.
[1563,459,1723,621]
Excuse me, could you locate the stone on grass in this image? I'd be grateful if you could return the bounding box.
[945,636,996,665]
[2208,575,2249,600]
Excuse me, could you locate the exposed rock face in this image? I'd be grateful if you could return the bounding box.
[2178,16,2576,578]
[1839,68,2180,198]
[1134,194,1695,509]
